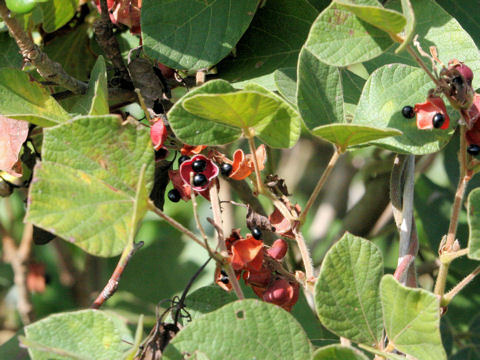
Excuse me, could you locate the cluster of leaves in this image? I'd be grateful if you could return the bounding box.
[2,0,480,359]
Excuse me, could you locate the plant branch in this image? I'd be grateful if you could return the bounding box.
[91,241,144,309]
[0,0,87,94]
[148,200,207,250]
[406,44,441,88]
[299,146,341,224]
[443,265,480,305]
[293,229,315,293]
[1,222,34,324]
[190,176,210,250]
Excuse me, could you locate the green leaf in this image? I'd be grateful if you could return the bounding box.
[183,86,301,148]
[341,68,366,105]
[24,310,133,360]
[365,0,480,91]
[315,232,384,345]
[395,0,415,53]
[354,64,455,154]
[163,300,312,360]
[244,83,301,148]
[44,23,96,82]
[217,0,329,89]
[26,116,154,257]
[313,344,369,360]
[297,47,344,128]
[274,67,297,106]
[184,285,237,321]
[304,2,393,67]
[467,188,480,260]
[0,68,69,126]
[335,0,406,34]
[141,0,257,70]
[40,0,78,33]
[380,275,446,360]
[0,32,23,68]
[168,79,242,146]
[312,124,402,151]
[71,56,109,116]
[359,344,407,360]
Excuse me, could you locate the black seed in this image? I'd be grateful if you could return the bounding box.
[167,189,181,202]
[220,270,229,284]
[192,159,207,172]
[402,105,415,119]
[468,144,480,156]
[193,173,208,187]
[432,113,445,128]
[220,163,233,176]
[251,227,262,240]
[178,155,190,166]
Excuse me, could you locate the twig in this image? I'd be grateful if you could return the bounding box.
[94,0,131,84]
[293,229,315,293]
[91,241,144,309]
[1,222,34,324]
[443,265,480,305]
[299,146,341,224]
[148,200,207,250]
[189,175,210,251]
[0,0,87,94]
[209,183,244,299]
[246,132,264,194]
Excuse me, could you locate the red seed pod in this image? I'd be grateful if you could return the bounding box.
[150,119,168,150]
[414,95,450,130]
[455,63,474,86]
[243,267,271,288]
[267,239,288,260]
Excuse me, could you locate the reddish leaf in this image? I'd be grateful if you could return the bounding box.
[0,116,29,177]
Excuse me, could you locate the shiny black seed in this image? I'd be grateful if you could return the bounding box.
[167,189,181,202]
[402,106,415,119]
[178,155,190,166]
[468,144,480,156]
[432,113,445,128]
[251,227,262,240]
[193,173,208,187]
[220,163,233,176]
[220,270,229,284]
[192,159,207,172]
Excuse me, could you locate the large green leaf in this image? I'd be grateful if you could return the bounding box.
[163,300,312,360]
[0,68,70,127]
[315,232,384,345]
[304,1,394,67]
[71,56,109,116]
[168,79,242,145]
[184,285,237,322]
[365,0,480,91]
[217,0,329,89]
[44,23,96,82]
[297,47,344,128]
[467,188,480,260]
[141,0,257,70]
[335,0,406,34]
[23,310,132,360]
[40,0,78,33]
[273,67,297,106]
[354,64,455,154]
[313,345,369,360]
[25,116,154,257]
[312,124,402,151]
[0,32,23,68]
[380,275,446,360]
[182,86,301,148]
[395,0,415,53]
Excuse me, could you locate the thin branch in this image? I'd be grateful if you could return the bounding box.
[0,0,87,94]
[1,222,34,324]
[299,146,341,224]
[443,265,480,305]
[293,229,315,293]
[190,175,210,248]
[91,241,144,309]
[148,200,207,250]
[246,132,264,194]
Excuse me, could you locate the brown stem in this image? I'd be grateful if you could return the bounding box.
[0,1,87,94]
[91,241,143,309]
[299,146,341,224]
[190,175,209,249]
[1,222,34,324]
[94,0,131,84]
